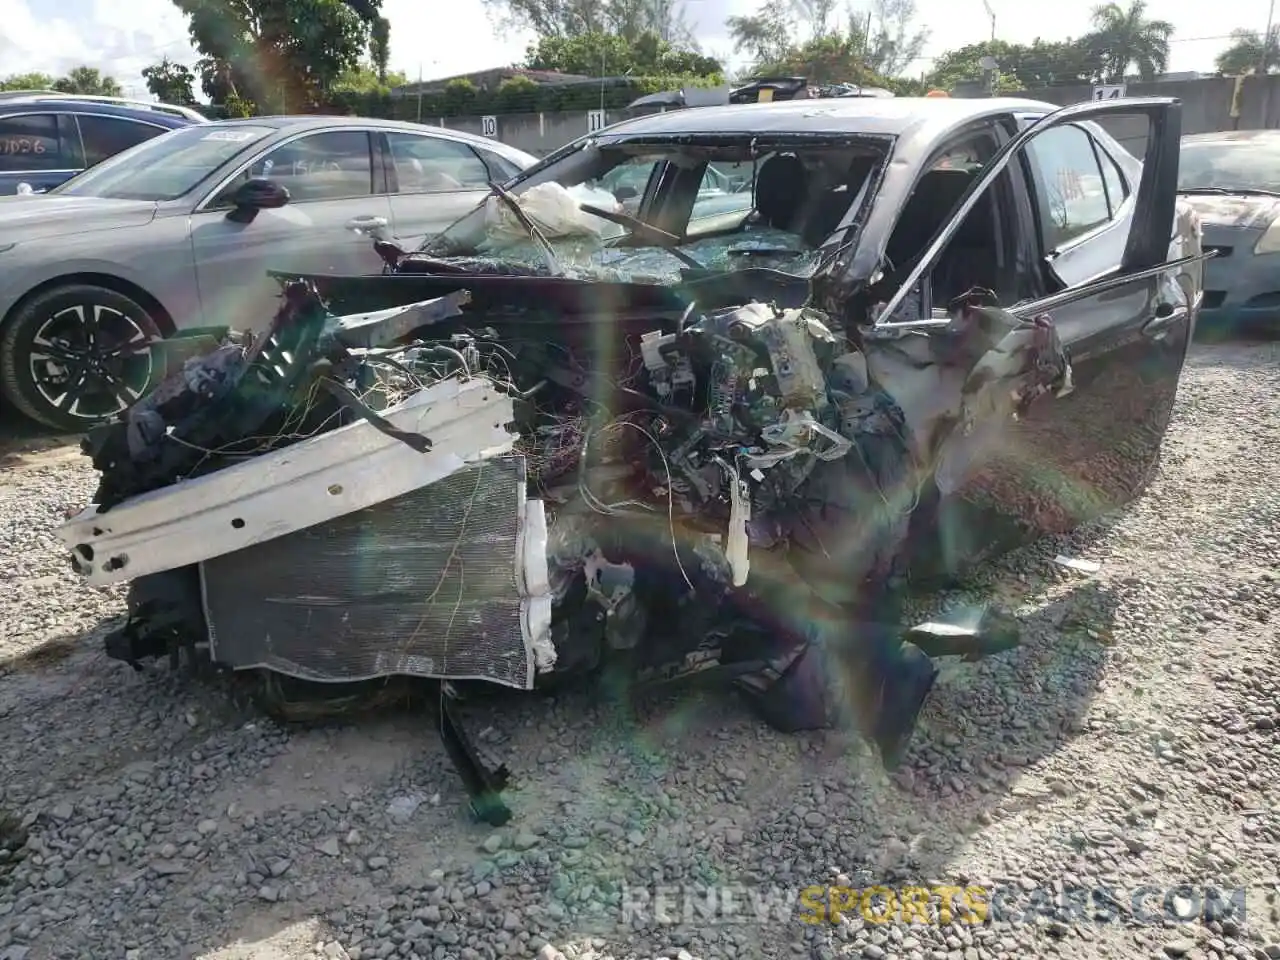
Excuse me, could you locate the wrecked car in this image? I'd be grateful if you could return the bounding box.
[56,96,1208,825]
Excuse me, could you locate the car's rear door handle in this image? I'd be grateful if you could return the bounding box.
[346,215,388,231]
[1142,302,1188,338]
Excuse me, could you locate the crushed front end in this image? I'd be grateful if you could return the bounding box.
[57,274,1061,823]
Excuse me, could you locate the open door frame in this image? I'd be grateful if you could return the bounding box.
[873,96,1193,330]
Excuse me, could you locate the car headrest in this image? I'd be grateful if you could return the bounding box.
[754,154,808,230]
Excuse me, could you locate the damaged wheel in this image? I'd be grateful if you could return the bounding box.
[1,284,162,431]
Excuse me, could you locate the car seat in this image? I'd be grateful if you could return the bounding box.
[753,154,808,232]
[883,168,975,272]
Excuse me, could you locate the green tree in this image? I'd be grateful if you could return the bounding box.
[524,29,720,76]
[196,56,238,102]
[725,4,793,65]
[1215,26,1280,75]
[496,75,541,112]
[0,72,56,91]
[759,32,878,86]
[863,0,928,77]
[52,66,123,96]
[142,56,198,103]
[443,77,478,114]
[333,62,407,92]
[482,0,694,45]
[728,0,927,79]
[1080,0,1173,83]
[369,15,391,83]
[927,38,1103,91]
[790,0,837,38]
[224,92,256,117]
[171,0,382,111]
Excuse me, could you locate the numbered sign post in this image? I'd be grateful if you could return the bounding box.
[587,109,606,133]
[480,115,498,138]
[1092,84,1126,101]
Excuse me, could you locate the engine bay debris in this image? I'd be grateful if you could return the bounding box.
[56,279,1075,824]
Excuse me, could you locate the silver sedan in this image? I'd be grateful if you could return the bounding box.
[1177,129,1280,336]
[0,115,536,430]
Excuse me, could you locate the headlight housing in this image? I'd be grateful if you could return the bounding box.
[1254,217,1280,255]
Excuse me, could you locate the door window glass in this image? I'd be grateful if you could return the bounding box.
[593,156,663,213]
[246,131,374,202]
[692,161,754,220]
[386,133,490,193]
[1025,124,1113,249]
[0,114,62,171]
[77,115,165,167]
[475,146,522,182]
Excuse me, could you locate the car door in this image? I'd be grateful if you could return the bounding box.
[189,128,394,332]
[872,98,1210,573]
[0,112,82,193]
[380,131,497,247]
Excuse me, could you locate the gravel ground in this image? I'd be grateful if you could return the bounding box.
[2,341,1279,960]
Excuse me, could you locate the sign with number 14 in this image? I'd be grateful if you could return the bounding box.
[1092,84,1126,101]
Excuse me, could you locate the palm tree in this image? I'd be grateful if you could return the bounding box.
[1215,26,1280,75]
[1083,0,1174,82]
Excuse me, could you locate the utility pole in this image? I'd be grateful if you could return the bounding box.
[982,0,996,42]
[416,63,423,122]
[1261,0,1277,76]
[1258,0,1277,128]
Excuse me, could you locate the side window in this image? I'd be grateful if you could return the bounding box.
[691,161,754,221]
[475,147,521,183]
[1025,124,1113,250]
[0,114,63,171]
[593,157,663,213]
[386,133,490,193]
[77,116,164,167]
[246,131,373,202]
[930,142,987,173]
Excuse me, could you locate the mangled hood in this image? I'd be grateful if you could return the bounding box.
[1177,192,1280,231]
[0,195,159,241]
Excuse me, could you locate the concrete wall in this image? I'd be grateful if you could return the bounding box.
[998,76,1269,158]
[421,111,612,157]
[431,75,1280,159]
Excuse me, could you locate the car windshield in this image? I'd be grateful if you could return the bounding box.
[1178,137,1280,195]
[418,135,888,284]
[53,124,275,201]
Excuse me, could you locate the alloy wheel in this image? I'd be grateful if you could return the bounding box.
[27,303,155,423]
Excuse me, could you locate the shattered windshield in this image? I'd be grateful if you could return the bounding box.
[1178,137,1280,195]
[415,136,890,284]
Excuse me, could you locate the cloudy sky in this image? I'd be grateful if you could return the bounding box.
[0,0,1267,98]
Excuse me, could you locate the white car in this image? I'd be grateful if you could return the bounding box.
[0,116,536,430]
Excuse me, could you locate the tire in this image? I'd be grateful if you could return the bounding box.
[0,284,162,432]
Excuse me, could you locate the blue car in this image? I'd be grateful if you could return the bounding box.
[1178,129,1280,336]
[0,93,204,195]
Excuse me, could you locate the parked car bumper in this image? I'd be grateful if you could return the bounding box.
[1197,248,1280,336]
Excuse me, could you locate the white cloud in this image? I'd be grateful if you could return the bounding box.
[378,0,533,79]
[0,0,1258,97]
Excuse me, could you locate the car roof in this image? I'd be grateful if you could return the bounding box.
[0,97,193,127]
[597,96,1060,142]
[1182,128,1280,144]
[213,115,538,164]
